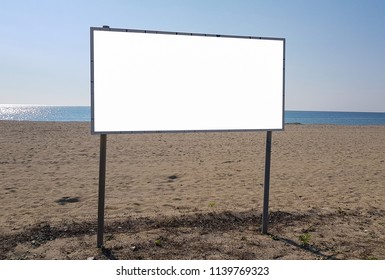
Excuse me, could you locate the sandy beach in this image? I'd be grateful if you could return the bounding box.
[1,120,384,259]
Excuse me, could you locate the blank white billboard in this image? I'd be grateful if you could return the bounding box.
[91,27,285,134]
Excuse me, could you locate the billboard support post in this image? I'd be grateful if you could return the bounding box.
[262,130,272,234]
[97,134,107,248]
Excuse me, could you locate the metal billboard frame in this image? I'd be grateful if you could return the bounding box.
[90,26,286,247]
[91,26,285,134]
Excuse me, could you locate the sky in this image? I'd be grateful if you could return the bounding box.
[1,0,385,112]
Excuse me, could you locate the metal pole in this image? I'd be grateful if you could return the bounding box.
[262,131,272,234]
[97,134,107,248]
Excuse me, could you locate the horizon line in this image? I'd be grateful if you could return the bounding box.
[1,104,384,114]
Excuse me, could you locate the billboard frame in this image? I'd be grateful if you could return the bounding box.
[90,26,286,134]
[90,26,285,247]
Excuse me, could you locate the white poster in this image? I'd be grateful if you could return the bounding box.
[91,28,285,133]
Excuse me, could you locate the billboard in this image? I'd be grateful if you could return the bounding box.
[91,27,285,134]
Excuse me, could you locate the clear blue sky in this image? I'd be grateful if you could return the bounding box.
[1,0,385,112]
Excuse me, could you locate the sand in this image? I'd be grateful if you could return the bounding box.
[1,121,385,259]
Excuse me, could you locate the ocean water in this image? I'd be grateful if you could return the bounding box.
[1,105,385,125]
[0,105,90,122]
[285,110,385,126]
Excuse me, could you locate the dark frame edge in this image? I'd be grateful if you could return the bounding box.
[90,27,95,134]
[90,26,286,42]
[282,38,286,131]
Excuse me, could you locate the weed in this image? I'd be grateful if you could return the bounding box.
[208,201,216,208]
[298,233,312,246]
[154,239,162,246]
[270,234,279,241]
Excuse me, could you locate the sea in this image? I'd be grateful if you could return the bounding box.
[1,104,385,126]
